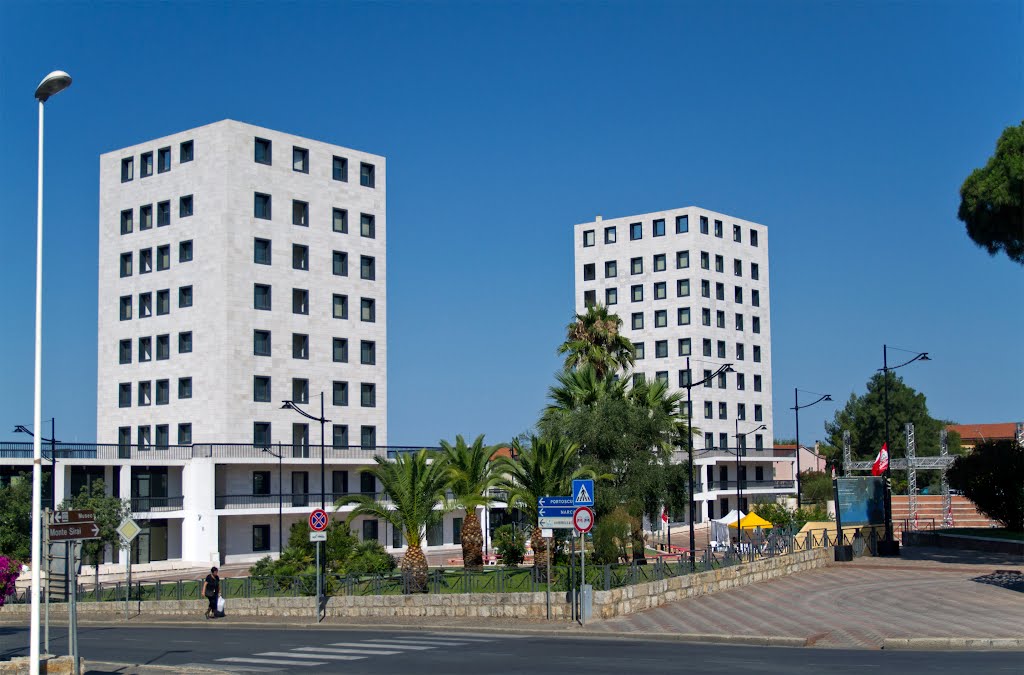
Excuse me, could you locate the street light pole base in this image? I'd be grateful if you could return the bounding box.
[833,544,853,562]
[877,540,901,557]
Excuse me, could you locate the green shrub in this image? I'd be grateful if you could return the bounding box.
[591,508,630,565]
[492,524,526,567]
[948,439,1023,531]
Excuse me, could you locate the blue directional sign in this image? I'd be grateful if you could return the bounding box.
[572,479,595,507]
[538,496,573,508]
[539,506,576,518]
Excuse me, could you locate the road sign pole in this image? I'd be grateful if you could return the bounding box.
[43,510,49,656]
[580,531,585,627]
[70,544,78,675]
[569,535,575,622]
[315,541,321,623]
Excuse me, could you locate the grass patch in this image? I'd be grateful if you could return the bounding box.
[942,528,1024,542]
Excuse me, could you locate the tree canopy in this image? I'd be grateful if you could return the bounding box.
[947,439,1023,531]
[0,475,32,562]
[557,304,636,377]
[957,121,1024,265]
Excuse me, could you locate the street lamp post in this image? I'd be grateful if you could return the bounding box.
[684,357,733,570]
[282,393,329,509]
[792,390,832,506]
[30,70,71,675]
[734,422,767,548]
[13,421,58,508]
[879,345,930,555]
[261,446,283,555]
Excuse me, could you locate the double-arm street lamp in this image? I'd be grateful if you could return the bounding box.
[13,421,58,508]
[792,390,832,505]
[281,393,329,510]
[682,357,734,570]
[30,70,72,675]
[879,344,930,555]
[734,422,767,541]
[260,446,283,555]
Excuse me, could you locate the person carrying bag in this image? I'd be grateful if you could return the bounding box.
[201,567,220,619]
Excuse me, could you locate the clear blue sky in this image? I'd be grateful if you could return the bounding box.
[1,2,1021,447]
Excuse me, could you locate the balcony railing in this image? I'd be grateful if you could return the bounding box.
[703,479,795,491]
[0,442,438,462]
[215,491,383,510]
[130,495,185,512]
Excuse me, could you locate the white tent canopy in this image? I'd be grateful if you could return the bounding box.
[711,510,746,545]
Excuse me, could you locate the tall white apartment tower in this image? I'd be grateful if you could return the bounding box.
[573,208,791,525]
[93,120,389,564]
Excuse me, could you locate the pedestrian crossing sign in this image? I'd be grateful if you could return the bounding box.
[572,479,594,507]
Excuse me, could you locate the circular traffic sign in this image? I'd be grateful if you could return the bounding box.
[309,508,329,532]
[573,506,594,534]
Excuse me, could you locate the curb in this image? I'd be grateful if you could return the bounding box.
[883,638,1024,650]
[89,662,229,674]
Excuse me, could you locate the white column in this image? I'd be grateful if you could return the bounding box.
[116,465,131,565]
[181,458,218,564]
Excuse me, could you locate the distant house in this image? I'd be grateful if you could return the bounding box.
[946,422,1022,452]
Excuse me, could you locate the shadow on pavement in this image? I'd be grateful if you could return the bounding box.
[972,570,1024,593]
[899,546,1024,566]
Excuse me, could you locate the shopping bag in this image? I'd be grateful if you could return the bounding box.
[216,596,225,613]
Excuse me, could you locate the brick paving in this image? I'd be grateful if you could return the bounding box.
[585,546,1024,648]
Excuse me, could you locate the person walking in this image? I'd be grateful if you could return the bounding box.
[201,567,220,619]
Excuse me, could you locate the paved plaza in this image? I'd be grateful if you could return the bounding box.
[586,546,1024,648]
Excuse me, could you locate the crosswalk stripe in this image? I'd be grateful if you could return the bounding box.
[364,638,468,646]
[405,636,495,643]
[219,657,328,666]
[294,646,402,656]
[258,651,366,661]
[207,666,278,673]
[428,631,528,639]
[346,641,435,650]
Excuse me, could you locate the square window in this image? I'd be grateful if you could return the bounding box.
[361,426,377,449]
[140,151,153,178]
[717,310,725,328]
[754,375,762,392]
[703,339,712,357]
[676,215,688,233]
[179,195,193,217]
[292,200,309,227]
[703,369,712,389]
[580,290,593,306]
[157,245,170,271]
[253,525,270,552]
[179,286,193,308]
[119,252,133,278]
[750,229,759,247]
[255,138,272,165]
[118,383,131,408]
[700,216,709,234]
[736,313,744,331]
[702,308,711,326]
[676,251,689,269]
[701,280,710,298]
[735,286,743,304]
[631,285,643,302]
[333,208,348,233]
[253,422,272,446]
[139,248,152,273]
[755,404,763,422]
[121,157,134,182]
[678,369,692,387]
[292,378,309,404]
[254,238,271,265]
[717,340,726,359]
[292,288,309,315]
[734,259,742,277]
[677,307,690,325]
[583,230,595,247]
[254,376,271,402]
[292,333,309,359]
[139,292,152,318]
[631,257,643,275]
[676,279,690,297]
[333,294,348,319]
[714,220,723,238]
[630,222,642,240]
[677,338,691,356]
[360,213,375,238]
[656,371,668,385]
[605,288,618,305]
[179,240,193,262]
[140,204,153,230]
[361,297,375,322]
[736,373,745,390]
[333,425,349,448]
[360,162,375,188]
[361,383,376,408]
[119,339,132,364]
[333,155,348,181]
[715,255,724,273]
[700,252,710,270]
[753,346,762,363]
[751,263,760,280]
[178,377,192,399]
[733,224,742,242]
[752,290,760,307]
[179,331,192,353]
[605,261,617,278]
[333,251,348,276]
[254,330,271,356]
[333,381,349,406]
[254,193,271,220]
[119,296,132,321]
[138,381,151,406]
[736,342,745,360]
[632,312,643,330]
[156,379,169,405]
[360,255,375,280]
[604,226,616,244]
[654,309,667,327]
[292,244,309,271]
[653,219,665,237]
[157,147,171,174]
[180,140,193,163]
[292,146,309,173]
[332,338,348,363]
[634,342,645,360]
[253,284,272,311]
[653,254,666,272]
[655,340,668,358]
[120,209,133,235]
[753,317,761,333]
[716,282,725,301]
[583,263,596,281]
[719,402,728,419]
[704,401,713,419]
[654,281,666,300]
[360,340,376,365]
[156,289,170,315]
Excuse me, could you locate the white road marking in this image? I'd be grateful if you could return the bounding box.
[428,632,529,639]
[219,656,328,666]
[258,651,365,661]
[363,638,468,646]
[338,641,435,650]
[294,646,402,656]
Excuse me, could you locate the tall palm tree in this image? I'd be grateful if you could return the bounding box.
[544,365,626,419]
[439,434,502,570]
[495,435,596,578]
[337,450,451,593]
[557,304,635,377]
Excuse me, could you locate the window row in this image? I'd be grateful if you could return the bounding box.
[119,242,193,277]
[586,279,761,307]
[627,369,763,395]
[633,338,764,365]
[253,422,377,449]
[119,287,193,320]
[253,137,376,188]
[252,285,377,322]
[583,254,760,280]
[253,377,376,408]
[120,141,193,183]
[582,216,760,247]
[252,331,376,365]
[252,239,375,279]
[702,431,765,452]
[119,197,194,235]
[118,332,192,364]
[622,307,762,333]
[253,194,377,239]
[118,424,193,448]
[118,377,193,408]
[699,400,765,422]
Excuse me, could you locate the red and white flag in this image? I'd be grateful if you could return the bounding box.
[871,443,889,476]
[661,508,669,525]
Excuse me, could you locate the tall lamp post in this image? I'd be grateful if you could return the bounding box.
[13,422,58,508]
[30,70,72,675]
[683,357,733,570]
[879,344,930,555]
[282,393,329,509]
[792,390,832,505]
[734,422,767,542]
[261,446,283,555]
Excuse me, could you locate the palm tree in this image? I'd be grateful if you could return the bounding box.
[337,450,451,593]
[495,435,595,578]
[439,434,502,570]
[543,365,626,419]
[557,304,635,377]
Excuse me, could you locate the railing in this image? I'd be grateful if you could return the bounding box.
[130,495,184,512]
[704,479,795,491]
[898,517,937,532]
[215,491,383,509]
[0,442,439,462]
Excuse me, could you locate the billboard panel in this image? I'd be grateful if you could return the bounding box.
[835,476,886,526]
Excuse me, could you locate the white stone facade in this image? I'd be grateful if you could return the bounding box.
[573,206,790,522]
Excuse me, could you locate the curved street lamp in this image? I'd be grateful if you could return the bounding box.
[13,421,58,508]
[792,390,832,505]
[281,394,329,510]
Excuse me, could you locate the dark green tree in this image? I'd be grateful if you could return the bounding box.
[799,470,833,505]
[947,439,1023,531]
[957,121,1024,265]
[0,474,32,562]
[60,480,132,593]
[557,304,636,377]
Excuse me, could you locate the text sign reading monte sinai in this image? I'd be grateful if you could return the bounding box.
[572,479,595,507]
[48,522,100,541]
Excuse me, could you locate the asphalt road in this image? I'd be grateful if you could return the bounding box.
[1,625,1020,674]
